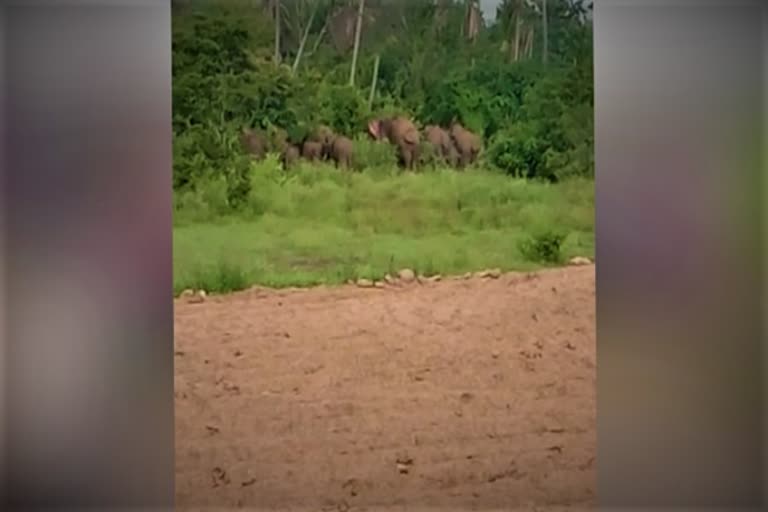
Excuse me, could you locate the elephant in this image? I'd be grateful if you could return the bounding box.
[280,143,301,169]
[240,127,268,160]
[449,122,483,168]
[329,135,354,169]
[423,124,458,167]
[306,124,335,160]
[367,116,421,170]
[301,140,324,162]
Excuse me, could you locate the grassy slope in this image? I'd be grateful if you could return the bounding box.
[173,160,594,294]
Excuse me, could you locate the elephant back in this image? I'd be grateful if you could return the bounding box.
[390,117,420,145]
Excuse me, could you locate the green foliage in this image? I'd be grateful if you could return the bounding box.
[172,0,594,194]
[352,136,399,170]
[173,171,594,290]
[316,84,369,136]
[178,260,250,295]
[518,229,567,264]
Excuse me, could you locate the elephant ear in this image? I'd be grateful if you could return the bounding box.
[402,127,420,145]
[367,120,382,139]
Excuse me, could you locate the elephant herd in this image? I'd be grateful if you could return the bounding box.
[240,115,483,171]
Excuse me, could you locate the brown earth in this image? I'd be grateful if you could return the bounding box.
[175,265,596,511]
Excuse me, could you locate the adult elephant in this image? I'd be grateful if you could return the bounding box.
[240,127,268,160]
[423,124,458,167]
[367,116,421,170]
[328,135,354,169]
[449,122,483,168]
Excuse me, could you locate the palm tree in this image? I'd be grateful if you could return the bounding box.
[497,0,537,62]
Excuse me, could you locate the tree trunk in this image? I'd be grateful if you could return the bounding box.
[308,20,327,56]
[464,0,480,43]
[274,0,281,65]
[348,0,365,86]
[291,2,318,74]
[520,23,529,59]
[512,10,521,61]
[433,0,450,34]
[527,26,534,58]
[542,0,548,64]
[528,27,536,59]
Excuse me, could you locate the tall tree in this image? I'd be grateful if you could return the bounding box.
[348,0,366,86]
[499,0,535,62]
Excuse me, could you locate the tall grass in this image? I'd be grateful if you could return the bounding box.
[173,156,594,295]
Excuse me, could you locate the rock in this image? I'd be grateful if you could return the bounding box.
[398,268,416,282]
[569,256,592,266]
[384,273,396,284]
[428,274,442,282]
[491,350,501,359]
[476,268,502,279]
[356,278,374,288]
[180,289,195,298]
[461,272,473,280]
[188,290,206,304]
[374,281,385,288]
[395,453,413,474]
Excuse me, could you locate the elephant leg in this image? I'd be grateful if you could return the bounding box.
[441,148,451,167]
[406,145,418,170]
[395,146,407,169]
[402,148,413,170]
[459,149,470,168]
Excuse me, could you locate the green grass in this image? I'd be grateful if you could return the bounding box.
[173,157,594,295]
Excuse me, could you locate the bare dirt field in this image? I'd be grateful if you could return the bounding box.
[174,265,596,511]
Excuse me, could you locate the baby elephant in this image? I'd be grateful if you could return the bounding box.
[423,124,458,167]
[330,136,354,169]
[280,144,301,170]
[301,140,324,162]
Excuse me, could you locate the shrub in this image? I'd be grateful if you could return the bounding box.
[351,136,398,170]
[317,84,369,137]
[518,229,567,264]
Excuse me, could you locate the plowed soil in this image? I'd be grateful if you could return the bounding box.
[175,265,596,511]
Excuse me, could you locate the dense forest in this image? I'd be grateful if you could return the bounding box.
[172,0,594,209]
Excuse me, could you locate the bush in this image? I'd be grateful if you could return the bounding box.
[351,136,399,170]
[173,176,230,224]
[519,229,567,264]
[316,84,369,137]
